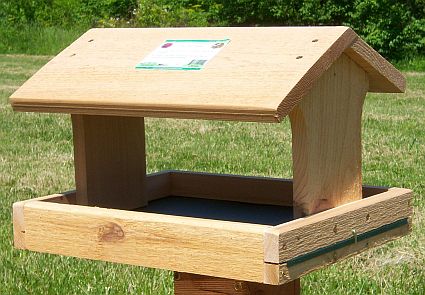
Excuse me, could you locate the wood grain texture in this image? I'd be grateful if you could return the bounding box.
[10,27,403,122]
[12,201,26,249]
[14,171,389,207]
[72,115,147,209]
[12,193,78,249]
[289,53,369,216]
[264,223,410,285]
[167,170,388,202]
[145,170,171,201]
[264,188,412,264]
[13,183,411,284]
[169,171,293,206]
[345,38,405,93]
[276,27,357,118]
[21,199,268,283]
[174,272,300,294]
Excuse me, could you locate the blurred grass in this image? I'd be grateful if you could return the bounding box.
[0,25,86,55]
[0,54,424,294]
[395,56,425,72]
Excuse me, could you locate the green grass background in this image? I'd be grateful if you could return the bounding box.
[0,54,424,294]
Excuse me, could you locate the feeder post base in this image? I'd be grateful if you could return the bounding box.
[174,272,300,295]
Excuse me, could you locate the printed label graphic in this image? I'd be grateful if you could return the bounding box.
[136,39,230,70]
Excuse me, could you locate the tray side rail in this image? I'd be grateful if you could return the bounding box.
[14,192,268,283]
[263,188,412,284]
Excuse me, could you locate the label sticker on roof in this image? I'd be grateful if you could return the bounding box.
[136,39,230,70]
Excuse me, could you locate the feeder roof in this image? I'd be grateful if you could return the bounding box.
[10,27,405,122]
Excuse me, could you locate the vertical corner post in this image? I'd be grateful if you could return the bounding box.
[290,53,369,217]
[71,115,147,209]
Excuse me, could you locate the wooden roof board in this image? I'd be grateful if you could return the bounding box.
[10,27,405,122]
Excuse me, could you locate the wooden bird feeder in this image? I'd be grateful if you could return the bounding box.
[10,27,412,294]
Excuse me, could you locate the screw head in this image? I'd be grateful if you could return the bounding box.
[174,272,181,281]
[234,281,244,291]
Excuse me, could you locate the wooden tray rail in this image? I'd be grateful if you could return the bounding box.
[13,171,412,285]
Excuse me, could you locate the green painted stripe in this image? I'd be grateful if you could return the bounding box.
[285,218,409,267]
[164,39,230,42]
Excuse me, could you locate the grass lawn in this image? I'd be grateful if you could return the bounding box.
[0,25,87,56]
[0,54,424,294]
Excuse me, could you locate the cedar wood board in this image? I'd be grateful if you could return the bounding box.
[10,27,404,122]
[13,172,412,284]
[174,272,300,294]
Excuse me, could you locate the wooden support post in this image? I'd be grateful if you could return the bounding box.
[71,115,146,209]
[174,273,300,295]
[289,54,369,217]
